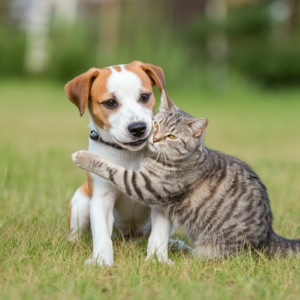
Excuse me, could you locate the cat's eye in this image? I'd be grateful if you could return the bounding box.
[154,122,159,130]
[168,134,177,139]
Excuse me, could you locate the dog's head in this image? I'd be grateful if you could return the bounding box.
[65,61,165,151]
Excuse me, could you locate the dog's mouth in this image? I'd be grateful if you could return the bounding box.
[114,137,148,149]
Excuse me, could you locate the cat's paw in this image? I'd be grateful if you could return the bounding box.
[72,150,92,170]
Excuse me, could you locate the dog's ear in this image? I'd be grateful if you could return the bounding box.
[64,68,99,116]
[141,63,165,93]
[140,63,177,112]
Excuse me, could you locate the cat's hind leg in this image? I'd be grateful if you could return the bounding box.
[195,238,246,259]
[168,239,195,255]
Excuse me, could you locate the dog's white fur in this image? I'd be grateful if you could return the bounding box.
[69,65,174,266]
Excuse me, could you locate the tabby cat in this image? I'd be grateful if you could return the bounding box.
[72,91,300,258]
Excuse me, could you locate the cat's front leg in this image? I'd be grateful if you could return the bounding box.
[72,150,108,177]
[72,150,159,206]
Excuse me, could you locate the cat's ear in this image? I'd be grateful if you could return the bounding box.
[159,90,177,111]
[187,118,208,137]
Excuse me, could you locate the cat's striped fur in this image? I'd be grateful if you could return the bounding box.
[73,91,300,258]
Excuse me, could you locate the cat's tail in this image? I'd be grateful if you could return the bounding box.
[269,231,300,256]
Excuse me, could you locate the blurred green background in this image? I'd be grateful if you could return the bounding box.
[1,1,300,299]
[1,0,300,88]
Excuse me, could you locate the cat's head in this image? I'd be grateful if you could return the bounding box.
[148,90,208,160]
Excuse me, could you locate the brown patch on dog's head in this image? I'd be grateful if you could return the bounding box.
[124,61,166,112]
[65,68,99,116]
[65,61,167,129]
[125,61,165,91]
[88,68,115,130]
[65,67,114,129]
[113,65,122,72]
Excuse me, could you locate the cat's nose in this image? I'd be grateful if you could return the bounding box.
[153,136,159,143]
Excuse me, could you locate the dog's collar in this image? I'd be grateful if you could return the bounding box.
[90,130,124,150]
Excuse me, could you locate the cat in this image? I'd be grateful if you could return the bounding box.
[72,90,300,258]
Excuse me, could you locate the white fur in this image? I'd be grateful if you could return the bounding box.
[147,207,172,263]
[69,66,175,266]
[107,66,153,148]
[69,188,90,240]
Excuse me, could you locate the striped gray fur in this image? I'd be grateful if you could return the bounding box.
[73,91,300,258]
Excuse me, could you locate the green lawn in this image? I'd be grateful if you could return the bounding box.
[1,78,300,300]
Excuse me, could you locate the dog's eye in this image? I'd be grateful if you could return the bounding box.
[140,94,150,103]
[154,122,159,130]
[103,99,118,109]
[168,134,177,140]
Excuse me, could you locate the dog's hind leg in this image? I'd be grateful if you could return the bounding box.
[68,182,90,241]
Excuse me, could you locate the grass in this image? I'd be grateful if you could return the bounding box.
[1,77,300,300]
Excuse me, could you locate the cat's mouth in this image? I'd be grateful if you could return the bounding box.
[148,141,159,153]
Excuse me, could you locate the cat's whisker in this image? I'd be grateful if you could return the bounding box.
[164,152,169,167]
[155,151,161,163]
[155,152,159,162]
[165,151,176,175]
[161,150,175,174]
[162,151,167,167]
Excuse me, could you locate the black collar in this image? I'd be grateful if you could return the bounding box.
[90,130,124,150]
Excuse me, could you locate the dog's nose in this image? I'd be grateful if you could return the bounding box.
[128,122,147,137]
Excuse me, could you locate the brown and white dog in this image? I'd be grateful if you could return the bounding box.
[65,61,175,266]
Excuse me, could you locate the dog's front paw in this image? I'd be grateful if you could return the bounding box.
[85,256,113,267]
[72,150,93,170]
[85,258,97,266]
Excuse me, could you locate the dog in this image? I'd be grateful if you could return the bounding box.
[65,61,175,266]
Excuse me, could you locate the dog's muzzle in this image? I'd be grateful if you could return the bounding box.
[128,122,147,138]
[115,136,148,148]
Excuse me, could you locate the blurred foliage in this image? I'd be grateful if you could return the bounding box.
[186,3,272,42]
[185,1,300,87]
[228,3,300,87]
[46,20,97,80]
[0,26,26,77]
[232,36,300,87]
[0,0,300,88]
[226,4,272,38]
[0,1,198,89]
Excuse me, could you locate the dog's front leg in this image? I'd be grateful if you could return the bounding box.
[86,182,119,267]
[147,207,172,264]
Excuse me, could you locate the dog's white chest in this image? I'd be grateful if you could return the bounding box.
[89,139,151,233]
